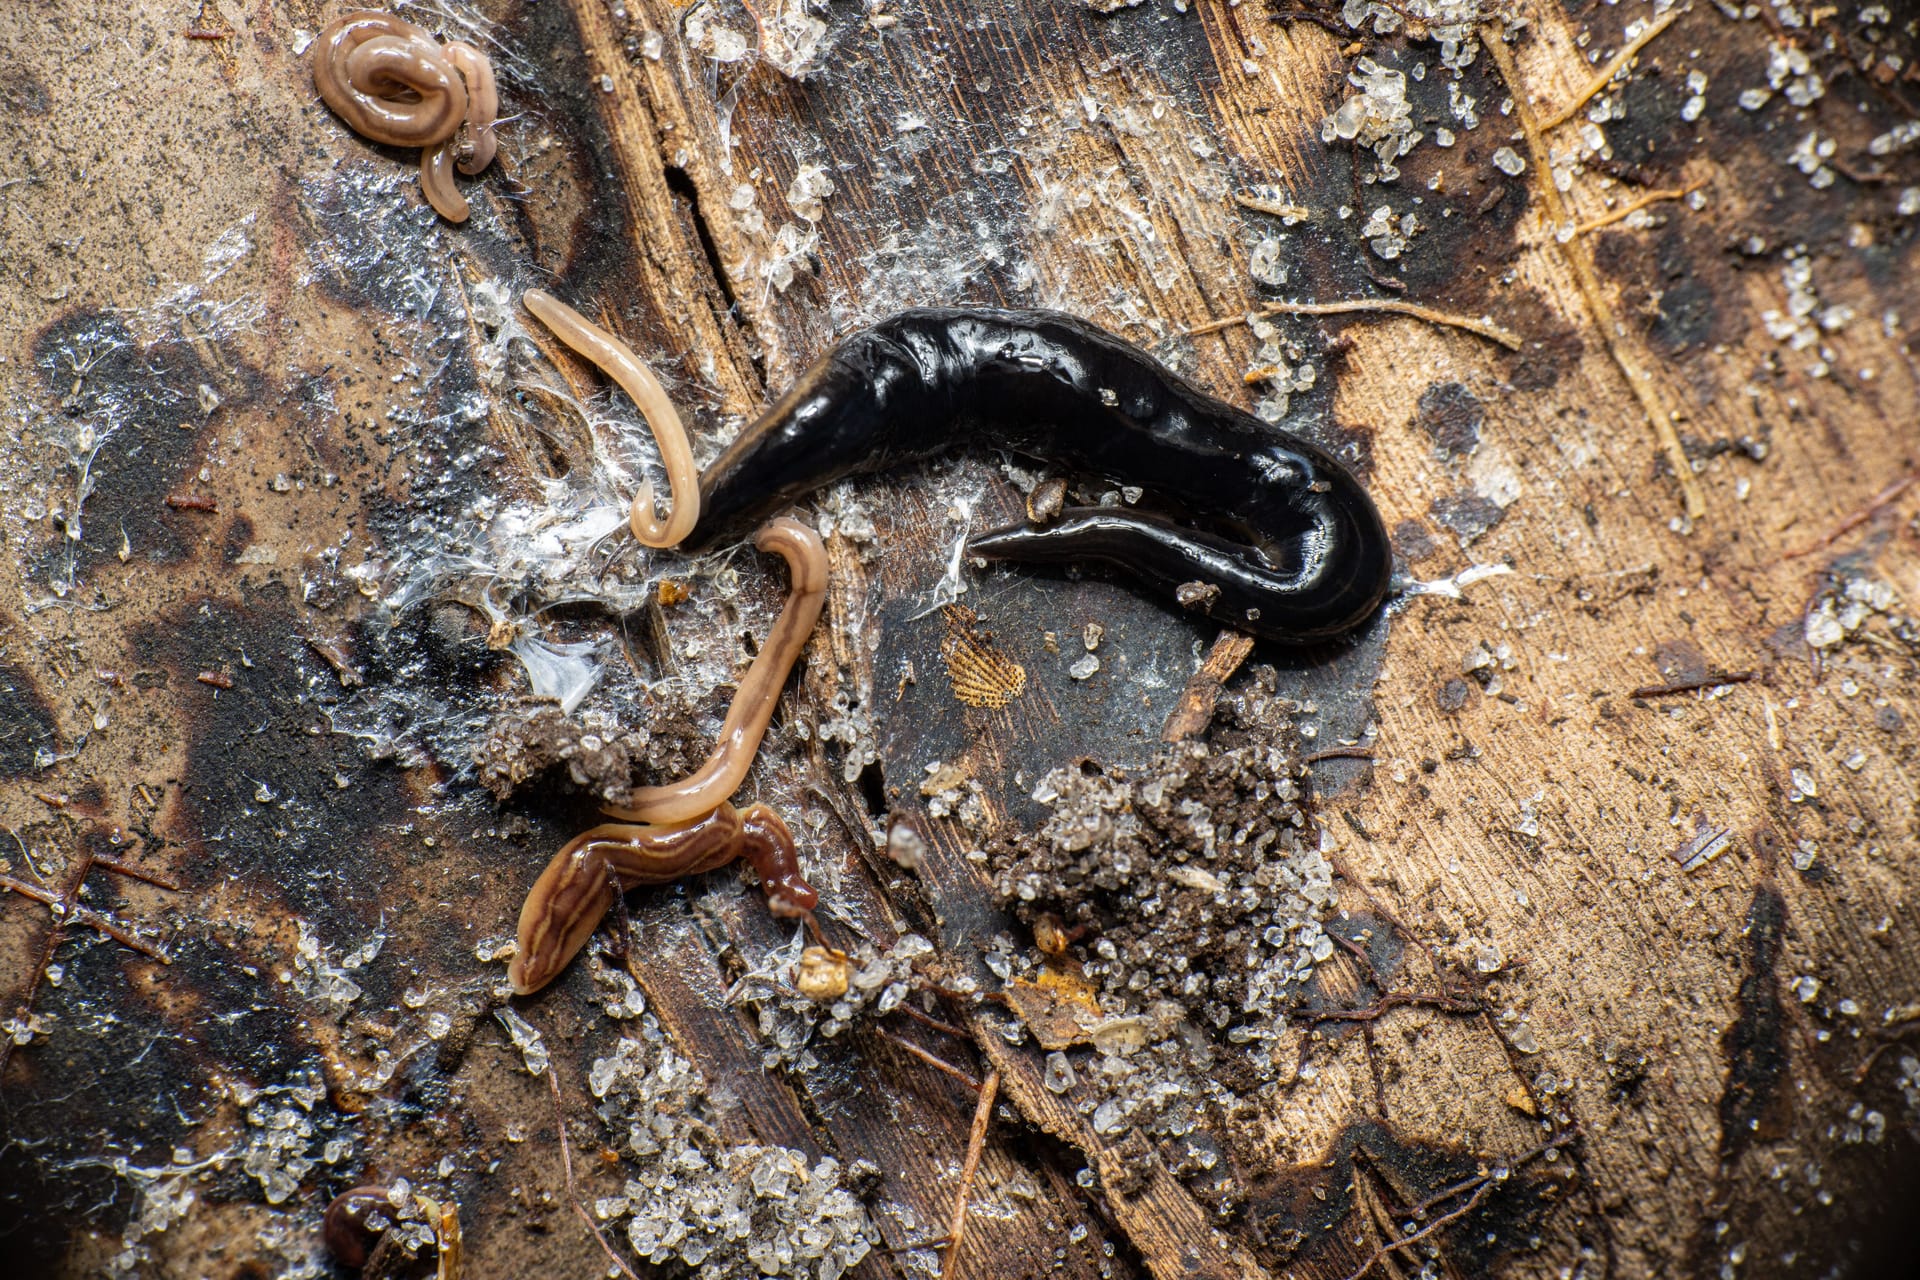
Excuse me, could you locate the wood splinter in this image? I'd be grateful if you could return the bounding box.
[940,1068,1000,1280]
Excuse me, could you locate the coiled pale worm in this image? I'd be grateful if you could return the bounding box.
[311,13,499,223]
[509,802,817,995]
[522,290,701,548]
[600,516,828,824]
[313,14,465,146]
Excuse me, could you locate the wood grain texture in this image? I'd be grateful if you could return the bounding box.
[1,0,1916,1278]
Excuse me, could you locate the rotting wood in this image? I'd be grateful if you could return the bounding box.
[1481,25,1706,523]
[1,1,1917,1278]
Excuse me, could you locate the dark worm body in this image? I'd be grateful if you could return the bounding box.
[697,308,1392,644]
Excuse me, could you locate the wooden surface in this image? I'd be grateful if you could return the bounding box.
[2,1,1917,1278]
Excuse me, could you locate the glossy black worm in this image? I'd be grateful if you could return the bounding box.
[695,308,1392,644]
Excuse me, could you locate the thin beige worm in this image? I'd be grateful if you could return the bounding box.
[602,517,827,825]
[522,289,700,548]
[510,806,745,994]
[314,15,466,147]
[443,41,498,175]
[419,140,469,222]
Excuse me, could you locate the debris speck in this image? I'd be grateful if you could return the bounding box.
[786,163,835,222]
[1322,57,1422,181]
[494,1007,550,1076]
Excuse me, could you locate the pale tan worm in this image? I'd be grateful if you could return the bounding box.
[314,15,465,147]
[522,288,702,548]
[599,517,826,825]
[312,13,500,224]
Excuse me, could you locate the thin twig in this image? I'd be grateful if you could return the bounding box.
[0,873,167,958]
[1784,472,1918,559]
[1402,1128,1576,1219]
[1327,929,1385,992]
[882,1234,953,1255]
[893,1002,972,1041]
[874,1027,983,1091]
[70,907,168,958]
[1540,10,1678,130]
[1630,670,1755,698]
[2,873,68,909]
[939,1068,1000,1280]
[1233,192,1311,221]
[1571,182,1703,237]
[1302,990,1481,1027]
[1187,299,1522,351]
[89,855,183,891]
[1852,1022,1920,1085]
[0,845,90,1075]
[1306,747,1378,764]
[1482,28,1705,522]
[548,1067,644,1280]
[1341,1178,1496,1280]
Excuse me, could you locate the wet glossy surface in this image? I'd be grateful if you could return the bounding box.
[697,308,1392,643]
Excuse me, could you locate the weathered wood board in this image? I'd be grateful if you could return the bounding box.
[1,1,1917,1278]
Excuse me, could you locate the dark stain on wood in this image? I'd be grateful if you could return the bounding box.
[0,662,58,777]
[1243,1117,1572,1276]
[1716,883,1791,1166]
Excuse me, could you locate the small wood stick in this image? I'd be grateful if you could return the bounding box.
[874,1027,982,1091]
[939,1068,1000,1280]
[1570,183,1703,238]
[1340,1178,1496,1280]
[1540,10,1678,130]
[0,873,167,958]
[1630,670,1755,699]
[548,1068,644,1280]
[1784,472,1918,559]
[1481,27,1704,522]
[1162,630,1255,741]
[1186,299,1522,351]
[90,855,183,891]
[893,1002,971,1041]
